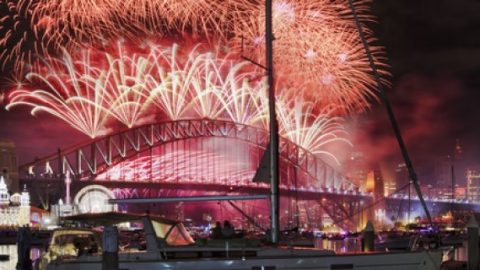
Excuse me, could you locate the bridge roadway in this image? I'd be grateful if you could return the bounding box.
[21,176,479,207]
[20,176,480,229]
[20,177,370,201]
[21,176,373,230]
[18,119,480,229]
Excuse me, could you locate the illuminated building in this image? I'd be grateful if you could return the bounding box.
[51,184,117,223]
[0,177,31,227]
[434,141,466,189]
[384,181,397,197]
[454,186,467,200]
[394,163,409,193]
[345,151,368,187]
[434,155,452,188]
[365,168,385,199]
[467,170,480,201]
[365,168,386,227]
[0,176,10,206]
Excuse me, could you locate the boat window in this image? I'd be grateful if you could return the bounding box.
[119,229,146,251]
[166,225,195,246]
[49,232,100,258]
[151,220,173,239]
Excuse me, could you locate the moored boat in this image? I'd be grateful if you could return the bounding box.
[36,212,442,270]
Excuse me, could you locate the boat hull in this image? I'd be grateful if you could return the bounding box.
[45,250,441,270]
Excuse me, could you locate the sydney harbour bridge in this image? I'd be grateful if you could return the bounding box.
[18,118,479,231]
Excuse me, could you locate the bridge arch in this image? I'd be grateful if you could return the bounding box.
[21,119,368,230]
[22,119,358,191]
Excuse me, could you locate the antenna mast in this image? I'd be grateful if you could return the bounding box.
[265,0,280,243]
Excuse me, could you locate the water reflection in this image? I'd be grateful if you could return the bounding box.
[0,245,40,270]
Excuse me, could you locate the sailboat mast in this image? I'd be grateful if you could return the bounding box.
[265,0,280,244]
[346,0,433,227]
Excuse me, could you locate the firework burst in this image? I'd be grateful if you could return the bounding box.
[155,0,235,37]
[2,0,387,116]
[6,50,113,138]
[276,96,351,165]
[0,0,49,73]
[32,0,241,51]
[7,42,350,164]
[233,0,387,113]
[33,0,124,53]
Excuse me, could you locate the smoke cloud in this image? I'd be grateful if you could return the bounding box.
[347,74,464,183]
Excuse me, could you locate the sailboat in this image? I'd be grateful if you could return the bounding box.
[34,211,441,270]
[36,1,443,269]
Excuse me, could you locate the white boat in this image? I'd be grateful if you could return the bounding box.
[36,212,442,270]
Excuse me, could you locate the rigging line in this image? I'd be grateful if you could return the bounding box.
[346,0,433,228]
[293,166,301,228]
[226,200,267,232]
[335,182,411,227]
[396,186,406,222]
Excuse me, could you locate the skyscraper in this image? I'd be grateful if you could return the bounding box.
[395,163,409,193]
[467,170,480,201]
[434,155,452,188]
[345,151,368,187]
[452,139,468,187]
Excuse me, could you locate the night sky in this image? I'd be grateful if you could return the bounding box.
[353,0,480,183]
[1,1,480,185]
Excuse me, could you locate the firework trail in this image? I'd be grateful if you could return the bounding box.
[144,42,264,121]
[276,96,352,165]
[233,0,387,113]
[1,0,386,116]
[92,41,155,128]
[0,0,51,73]
[6,50,114,138]
[7,42,350,165]
[153,0,235,38]
[6,42,163,136]
[0,0,386,115]
[32,0,240,50]
[217,70,268,127]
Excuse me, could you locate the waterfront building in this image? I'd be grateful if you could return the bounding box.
[365,168,385,199]
[394,163,409,192]
[365,168,387,227]
[0,175,10,206]
[467,170,480,201]
[434,155,452,188]
[50,184,117,224]
[0,176,31,227]
[384,180,396,197]
[345,151,368,187]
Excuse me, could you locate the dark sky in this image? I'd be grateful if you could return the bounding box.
[349,0,480,184]
[1,1,480,184]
